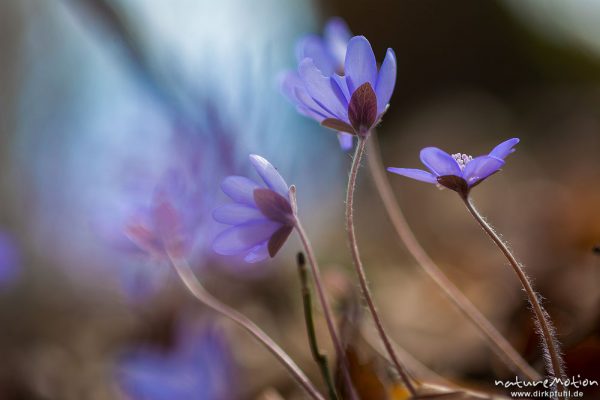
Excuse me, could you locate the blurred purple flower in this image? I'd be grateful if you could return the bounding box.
[293,18,354,150]
[213,155,295,263]
[296,17,351,77]
[0,231,20,287]
[387,138,520,196]
[124,175,194,262]
[117,322,235,400]
[93,135,210,298]
[282,28,396,144]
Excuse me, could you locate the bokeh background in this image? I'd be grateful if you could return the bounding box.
[1,0,599,399]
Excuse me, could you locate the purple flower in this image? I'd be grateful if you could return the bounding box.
[387,138,520,196]
[0,231,20,288]
[296,17,351,77]
[286,18,355,151]
[212,155,295,263]
[282,21,396,146]
[117,321,236,400]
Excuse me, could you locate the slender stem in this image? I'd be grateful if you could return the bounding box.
[366,133,540,381]
[345,136,417,395]
[361,324,454,387]
[297,253,339,400]
[167,255,325,400]
[461,196,567,397]
[293,219,358,400]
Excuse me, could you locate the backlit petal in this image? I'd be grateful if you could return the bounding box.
[462,155,505,186]
[298,58,348,120]
[221,176,260,206]
[213,220,281,256]
[489,138,520,160]
[244,242,270,263]
[249,155,289,197]
[212,204,264,225]
[375,48,397,114]
[324,17,352,69]
[419,147,462,177]
[296,35,336,75]
[387,167,437,184]
[337,132,354,151]
[345,36,377,93]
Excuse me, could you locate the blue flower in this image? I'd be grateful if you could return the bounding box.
[282,23,396,145]
[284,18,355,151]
[295,17,351,77]
[387,138,520,196]
[117,322,235,400]
[212,155,295,263]
[0,231,20,288]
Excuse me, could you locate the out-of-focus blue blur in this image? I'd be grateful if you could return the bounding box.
[9,0,345,294]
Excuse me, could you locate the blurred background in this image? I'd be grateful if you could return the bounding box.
[0,0,599,399]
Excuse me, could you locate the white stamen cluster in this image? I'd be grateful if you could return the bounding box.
[452,153,473,170]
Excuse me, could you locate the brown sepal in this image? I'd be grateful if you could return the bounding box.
[267,225,293,257]
[437,175,469,197]
[348,82,378,137]
[322,118,356,135]
[253,188,294,225]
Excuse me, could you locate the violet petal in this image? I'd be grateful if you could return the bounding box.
[324,17,352,70]
[213,220,281,256]
[249,155,289,197]
[387,167,437,184]
[244,242,270,263]
[462,155,505,186]
[419,147,462,177]
[489,138,520,160]
[345,36,377,93]
[212,204,265,225]
[221,176,260,206]
[298,58,348,120]
[337,132,354,151]
[296,35,335,76]
[375,48,397,114]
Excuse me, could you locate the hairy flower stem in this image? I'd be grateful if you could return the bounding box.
[167,255,325,400]
[292,207,358,399]
[366,134,540,381]
[297,253,339,400]
[346,136,417,395]
[461,196,567,398]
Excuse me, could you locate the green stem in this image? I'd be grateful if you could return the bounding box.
[297,253,339,400]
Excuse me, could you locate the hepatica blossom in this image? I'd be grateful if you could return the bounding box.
[282,21,396,149]
[117,322,235,400]
[0,231,20,287]
[388,138,520,196]
[296,17,351,77]
[288,18,353,150]
[212,155,295,263]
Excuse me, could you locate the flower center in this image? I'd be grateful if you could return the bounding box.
[452,153,473,171]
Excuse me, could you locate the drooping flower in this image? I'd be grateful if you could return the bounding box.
[282,27,396,146]
[387,138,520,196]
[212,155,295,263]
[117,321,236,400]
